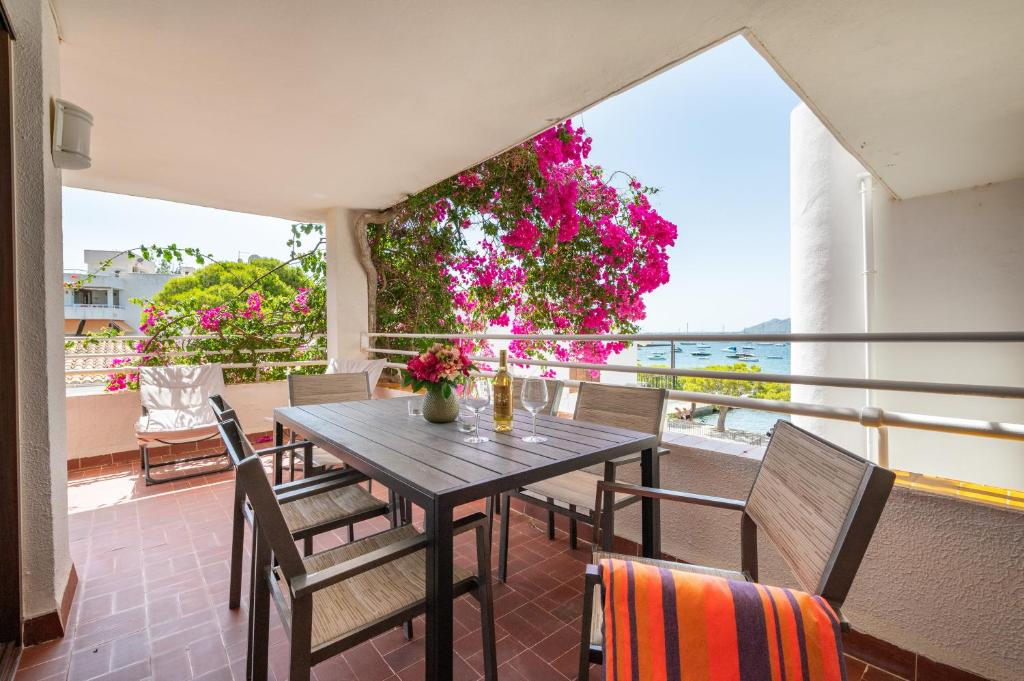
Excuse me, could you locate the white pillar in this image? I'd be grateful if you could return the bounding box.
[324,207,369,360]
[10,0,74,638]
[789,103,868,456]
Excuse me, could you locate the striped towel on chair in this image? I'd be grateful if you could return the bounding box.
[600,558,846,681]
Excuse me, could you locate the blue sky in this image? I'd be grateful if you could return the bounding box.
[63,35,799,331]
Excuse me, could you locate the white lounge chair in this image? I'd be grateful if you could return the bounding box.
[135,363,231,485]
[325,356,387,392]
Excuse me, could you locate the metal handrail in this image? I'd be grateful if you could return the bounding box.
[368,343,1024,400]
[368,331,1024,343]
[368,331,1024,457]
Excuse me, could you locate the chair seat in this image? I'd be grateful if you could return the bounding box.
[310,446,345,469]
[296,525,475,649]
[588,552,747,647]
[280,483,388,535]
[136,407,219,444]
[522,469,630,512]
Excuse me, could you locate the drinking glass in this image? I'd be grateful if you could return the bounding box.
[520,377,549,443]
[462,376,491,443]
[406,395,423,417]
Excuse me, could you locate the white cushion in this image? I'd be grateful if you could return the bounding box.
[326,357,386,391]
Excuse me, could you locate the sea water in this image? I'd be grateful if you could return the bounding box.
[637,341,792,434]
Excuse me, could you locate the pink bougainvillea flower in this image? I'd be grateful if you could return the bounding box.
[241,291,264,319]
[291,287,312,315]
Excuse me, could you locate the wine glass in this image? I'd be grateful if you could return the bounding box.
[462,376,491,444]
[520,377,549,443]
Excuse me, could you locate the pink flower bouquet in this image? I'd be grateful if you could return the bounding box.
[402,342,475,399]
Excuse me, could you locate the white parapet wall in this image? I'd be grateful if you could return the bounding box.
[789,102,1024,490]
[611,440,1023,681]
[66,381,290,460]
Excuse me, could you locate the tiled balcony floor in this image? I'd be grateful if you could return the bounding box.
[19,462,907,681]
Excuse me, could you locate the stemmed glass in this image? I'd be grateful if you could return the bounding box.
[462,376,491,444]
[520,377,549,443]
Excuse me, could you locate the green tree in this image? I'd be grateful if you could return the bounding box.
[677,363,791,431]
[154,259,309,309]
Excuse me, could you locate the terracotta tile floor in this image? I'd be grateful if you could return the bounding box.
[20,461,603,681]
[20,461,910,681]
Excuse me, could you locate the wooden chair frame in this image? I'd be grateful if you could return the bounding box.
[576,420,895,680]
[496,382,668,582]
[285,371,373,482]
[214,407,391,615]
[236,455,498,681]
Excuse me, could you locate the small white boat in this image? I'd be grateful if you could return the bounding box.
[691,351,712,357]
[767,355,784,359]
[724,345,738,352]
[741,345,755,350]
[738,354,759,362]
[648,352,667,360]
[696,343,711,349]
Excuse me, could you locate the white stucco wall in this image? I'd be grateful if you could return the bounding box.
[11,0,73,622]
[325,207,369,360]
[790,103,1024,489]
[612,442,1024,681]
[870,180,1024,489]
[789,103,869,456]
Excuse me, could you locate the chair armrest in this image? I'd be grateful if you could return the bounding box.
[608,446,670,469]
[272,467,357,494]
[596,481,746,511]
[291,532,429,599]
[254,441,313,457]
[452,512,488,537]
[275,469,368,504]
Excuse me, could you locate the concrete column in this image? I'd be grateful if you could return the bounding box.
[324,207,369,360]
[9,0,75,639]
[789,103,868,456]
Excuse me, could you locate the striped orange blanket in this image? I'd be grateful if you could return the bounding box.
[600,558,846,681]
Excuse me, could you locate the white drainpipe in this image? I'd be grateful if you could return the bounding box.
[859,173,886,465]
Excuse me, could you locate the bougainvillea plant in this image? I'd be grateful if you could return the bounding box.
[74,120,678,391]
[369,120,677,374]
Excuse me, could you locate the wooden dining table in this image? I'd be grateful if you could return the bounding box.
[273,395,661,681]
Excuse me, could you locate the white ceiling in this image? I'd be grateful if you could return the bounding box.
[55,1,1024,221]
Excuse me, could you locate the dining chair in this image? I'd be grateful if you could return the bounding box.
[135,363,232,485]
[576,419,895,680]
[237,453,498,681]
[287,371,373,474]
[496,382,668,582]
[212,402,390,613]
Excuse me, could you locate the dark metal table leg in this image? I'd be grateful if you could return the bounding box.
[273,420,284,486]
[424,501,454,681]
[640,446,661,558]
[601,461,615,551]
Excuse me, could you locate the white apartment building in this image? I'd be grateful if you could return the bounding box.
[62,249,190,334]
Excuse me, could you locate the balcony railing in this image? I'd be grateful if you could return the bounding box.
[364,331,1024,467]
[64,303,127,320]
[60,329,1024,470]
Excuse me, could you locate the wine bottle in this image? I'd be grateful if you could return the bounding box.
[493,349,514,433]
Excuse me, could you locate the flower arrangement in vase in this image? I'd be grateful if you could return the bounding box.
[402,343,475,423]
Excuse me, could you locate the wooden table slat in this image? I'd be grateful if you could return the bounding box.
[339,399,588,465]
[302,404,498,484]
[317,402,536,475]
[277,407,465,496]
